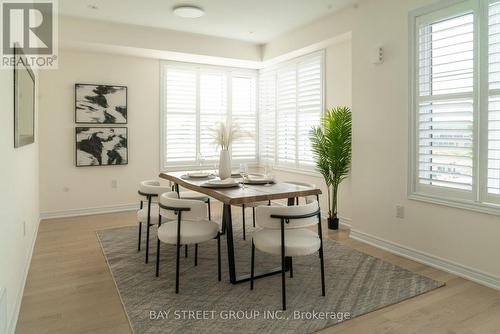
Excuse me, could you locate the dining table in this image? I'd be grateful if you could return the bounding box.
[159,171,322,284]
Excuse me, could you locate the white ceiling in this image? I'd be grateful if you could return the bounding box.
[59,0,356,44]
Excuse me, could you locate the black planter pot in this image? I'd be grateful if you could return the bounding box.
[328,217,339,230]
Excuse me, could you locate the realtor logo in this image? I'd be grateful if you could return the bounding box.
[1,0,58,69]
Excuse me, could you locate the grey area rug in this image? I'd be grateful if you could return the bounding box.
[97,224,444,334]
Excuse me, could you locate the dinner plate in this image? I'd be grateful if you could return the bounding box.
[186,172,211,178]
[181,174,215,180]
[243,178,275,185]
[201,178,240,188]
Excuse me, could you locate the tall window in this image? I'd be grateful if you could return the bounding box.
[410,0,500,211]
[161,62,257,168]
[259,51,324,170]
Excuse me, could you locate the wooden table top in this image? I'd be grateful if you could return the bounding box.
[159,171,322,205]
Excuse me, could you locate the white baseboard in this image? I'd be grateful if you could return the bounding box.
[350,229,500,291]
[8,218,40,334]
[40,203,138,220]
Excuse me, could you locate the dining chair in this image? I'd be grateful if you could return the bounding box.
[235,201,270,240]
[170,183,212,220]
[137,180,171,264]
[156,191,221,293]
[250,200,325,310]
[284,181,317,205]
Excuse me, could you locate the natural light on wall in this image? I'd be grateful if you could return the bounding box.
[410,0,500,213]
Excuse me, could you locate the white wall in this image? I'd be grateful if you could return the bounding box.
[39,50,161,215]
[0,69,40,332]
[264,0,500,283]
[272,39,353,224]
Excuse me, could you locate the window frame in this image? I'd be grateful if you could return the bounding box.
[160,61,259,171]
[408,0,500,215]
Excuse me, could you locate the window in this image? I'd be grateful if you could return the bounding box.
[259,51,324,170]
[410,0,500,213]
[161,62,257,168]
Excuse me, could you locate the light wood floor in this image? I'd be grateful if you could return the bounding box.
[16,204,500,334]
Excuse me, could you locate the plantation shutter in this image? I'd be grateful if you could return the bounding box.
[489,1,500,196]
[164,66,197,164]
[259,71,276,163]
[297,54,323,166]
[231,74,257,161]
[200,71,227,161]
[276,66,297,165]
[416,11,474,192]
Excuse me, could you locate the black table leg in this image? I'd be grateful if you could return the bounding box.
[223,204,237,283]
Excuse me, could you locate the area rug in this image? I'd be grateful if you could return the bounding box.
[96,224,444,334]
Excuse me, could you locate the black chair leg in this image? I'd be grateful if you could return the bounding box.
[156,238,161,277]
[281,245,286,311]
[289,257,293,278]
[185,244,188,258]
[217,233,221,281]
[176,241,181,294]
[145,196,152,263]
[207,198,212,220]
[250,241,255,290]
[138,222,142,252]
[194,244,198,266]
[145,223,150,263]
[242,204,246,240]
[252,207,256,228]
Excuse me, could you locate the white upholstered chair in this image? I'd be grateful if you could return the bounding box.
[170,183,213,220]
[137,180,171,263]
[284,181,317,205]
[250,200,325,310]
[156,192,221,293]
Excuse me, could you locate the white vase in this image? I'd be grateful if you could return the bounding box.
[219,149,231,180]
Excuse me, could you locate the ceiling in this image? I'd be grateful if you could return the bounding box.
[59,0,356,44]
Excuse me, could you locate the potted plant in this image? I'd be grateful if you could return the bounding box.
[309,106,352,230]
[211,122,246,179]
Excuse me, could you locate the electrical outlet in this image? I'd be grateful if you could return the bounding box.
[396,205,405,219]
[111,180,118,189]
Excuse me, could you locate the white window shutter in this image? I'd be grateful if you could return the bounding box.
[276,66,297,165]
[488,1,500,195]
[297,54,323,166]
[259,71,276,163]
[417,12,474,191]
[231,75,257,161]
[200,71,227,161]
[164,67,197,165]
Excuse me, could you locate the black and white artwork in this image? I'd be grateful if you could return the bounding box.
[76,127,128,167]
[75,84,127,124]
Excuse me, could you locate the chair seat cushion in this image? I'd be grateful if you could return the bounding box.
[179,191,209,202]
[157,220,219,245]
[137,205,160,223]
[253,228,320,257]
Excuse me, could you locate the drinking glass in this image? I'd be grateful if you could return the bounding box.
[239,163,249,188]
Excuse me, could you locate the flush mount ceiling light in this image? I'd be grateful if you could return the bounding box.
[173,5,205,18]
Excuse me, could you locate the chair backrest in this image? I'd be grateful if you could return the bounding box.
[159,191,207,221]
[284,181,318,204]
[256,201,319,230]
[138,180,171,201]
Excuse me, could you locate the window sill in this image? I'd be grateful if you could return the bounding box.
[408,192,500,217]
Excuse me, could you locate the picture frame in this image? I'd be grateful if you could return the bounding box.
[75,127,128,167]
[75,84,128,124]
